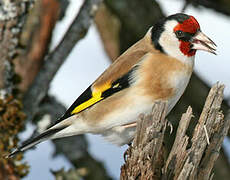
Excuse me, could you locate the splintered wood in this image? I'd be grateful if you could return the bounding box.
[120,83,229,180]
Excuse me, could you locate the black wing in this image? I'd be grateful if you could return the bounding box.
[55,65,138,123]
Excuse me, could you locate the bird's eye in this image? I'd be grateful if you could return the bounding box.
[175,30,184,38]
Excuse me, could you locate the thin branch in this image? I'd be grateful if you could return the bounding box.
[23,0,103,121]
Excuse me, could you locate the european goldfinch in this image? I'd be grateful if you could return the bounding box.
[9,13,216,157]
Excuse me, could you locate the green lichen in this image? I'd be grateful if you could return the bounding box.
[0,95,29,178]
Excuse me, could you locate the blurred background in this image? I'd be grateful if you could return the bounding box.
[0,0,230,179]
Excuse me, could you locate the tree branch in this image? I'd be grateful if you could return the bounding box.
[188,0,230,16]
[104,0,164,53]
[23,0,103,121]
[15,0,61,92]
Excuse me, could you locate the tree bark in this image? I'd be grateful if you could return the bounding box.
[0,1,34,179]
[121,83,230,179]
[15,0,60,92]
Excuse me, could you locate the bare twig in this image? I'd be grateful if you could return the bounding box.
[23,0,103,121]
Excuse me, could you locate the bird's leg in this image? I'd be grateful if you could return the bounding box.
[122,123,136,161]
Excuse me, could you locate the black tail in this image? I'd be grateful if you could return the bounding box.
[7,126,66,158]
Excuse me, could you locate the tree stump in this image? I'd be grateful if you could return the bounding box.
[121,83,230,180]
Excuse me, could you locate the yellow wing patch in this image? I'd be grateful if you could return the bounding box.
[71,82,111,115]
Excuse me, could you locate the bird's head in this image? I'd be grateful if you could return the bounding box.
[151,13,216,61]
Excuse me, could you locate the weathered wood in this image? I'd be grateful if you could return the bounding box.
[121,101,168,180]
[164,106,193,179]
[120,83,229,180]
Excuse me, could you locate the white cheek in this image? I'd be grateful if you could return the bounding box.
[159,20,195,65]
[159,31,182,56]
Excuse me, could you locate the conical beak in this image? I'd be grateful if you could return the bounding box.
[191,31,217,55]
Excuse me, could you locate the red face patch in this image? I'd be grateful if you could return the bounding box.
[174,16,200,56]
[180,41,196,57]
[174,16,200,34]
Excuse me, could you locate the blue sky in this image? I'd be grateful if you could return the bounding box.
[22,0,230,179]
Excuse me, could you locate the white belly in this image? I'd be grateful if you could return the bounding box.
[99,95,153,145]
[102,125,136,145]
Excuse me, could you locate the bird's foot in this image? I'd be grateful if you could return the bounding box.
[167,121,173,134]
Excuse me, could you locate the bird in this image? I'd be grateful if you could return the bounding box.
[8,13,216,157]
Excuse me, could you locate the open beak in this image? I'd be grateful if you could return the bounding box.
[191,31,217,55]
